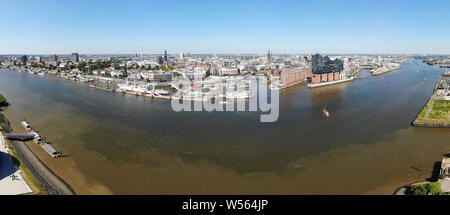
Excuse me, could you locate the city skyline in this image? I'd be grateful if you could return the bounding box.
[1,0,450,55]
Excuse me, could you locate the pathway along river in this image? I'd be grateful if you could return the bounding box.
[0,60,449,194]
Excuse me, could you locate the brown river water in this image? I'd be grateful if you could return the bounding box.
[0,60,449,194]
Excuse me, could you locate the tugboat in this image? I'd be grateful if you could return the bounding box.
[323,106,330,117]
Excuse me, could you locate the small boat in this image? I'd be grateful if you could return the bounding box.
[29,131,43,144]
[323,106,330,117]
[21,121,32,131]
[79,77,89,82]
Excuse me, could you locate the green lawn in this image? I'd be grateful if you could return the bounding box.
[429,100,450,120]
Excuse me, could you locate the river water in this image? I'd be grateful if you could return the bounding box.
[0,60,449,194]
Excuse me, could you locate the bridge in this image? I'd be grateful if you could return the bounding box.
[4,133,34,141]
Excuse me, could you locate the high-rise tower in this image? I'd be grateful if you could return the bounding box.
[163,50,168,67]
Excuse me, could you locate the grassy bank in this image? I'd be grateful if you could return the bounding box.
[0,93,7,106]
[0,128,47,195]
[430,100,450,120]
[414,80,450,126]
[416,98,432,121]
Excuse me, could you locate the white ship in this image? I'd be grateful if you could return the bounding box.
[146,86,170,96]
[117,82,147,95]
[29,131,43,144]
[79,76,94,83]
[21,121,32,131]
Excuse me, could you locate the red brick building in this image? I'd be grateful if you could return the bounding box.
[311,71,343,84]
[279,68,312,86]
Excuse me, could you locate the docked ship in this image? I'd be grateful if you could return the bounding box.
[29,131,43,144]
[117,83,147,94]
[118,82,170,96]
[79,76,94,83]
[21,121,32,131]
[146,87,170,96]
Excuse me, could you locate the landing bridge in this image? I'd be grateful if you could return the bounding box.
[4,133,34,141]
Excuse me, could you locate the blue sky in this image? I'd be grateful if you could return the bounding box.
[0,0,449,55]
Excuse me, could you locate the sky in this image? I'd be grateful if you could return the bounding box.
[0,0,449,55]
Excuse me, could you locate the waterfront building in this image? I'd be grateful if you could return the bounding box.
[72,53,79,63]
[439,158,450,180]
[164,50,168,67]
[311,54,344,84]
[20,55,27,65]
[279,67,312,86]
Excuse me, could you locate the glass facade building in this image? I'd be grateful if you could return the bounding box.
[311,54,343,74]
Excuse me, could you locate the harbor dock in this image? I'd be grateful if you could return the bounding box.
[307,77,355,88]
[19,120,62,158]
[0,113,75,195]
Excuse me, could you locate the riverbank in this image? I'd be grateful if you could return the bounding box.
[307,77,355,88]
[371,65,401,76]
[0,93,7,107]
[414,79,450,128]
[1,60,449,194]
[0,113,46,194]
[0,113,76,194]
[0,130,34,194]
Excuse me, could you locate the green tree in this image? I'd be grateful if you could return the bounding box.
[0,93,7,106]
[77,62,87,71]
[409,182,442,195]
[427,182,442,195]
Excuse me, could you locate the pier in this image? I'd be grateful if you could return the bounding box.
[19,120,62,158]
[0,114,75,195]
[4,133,34,141]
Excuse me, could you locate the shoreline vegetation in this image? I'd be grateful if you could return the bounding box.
[414,79,450,128]
[0,93,8,107]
